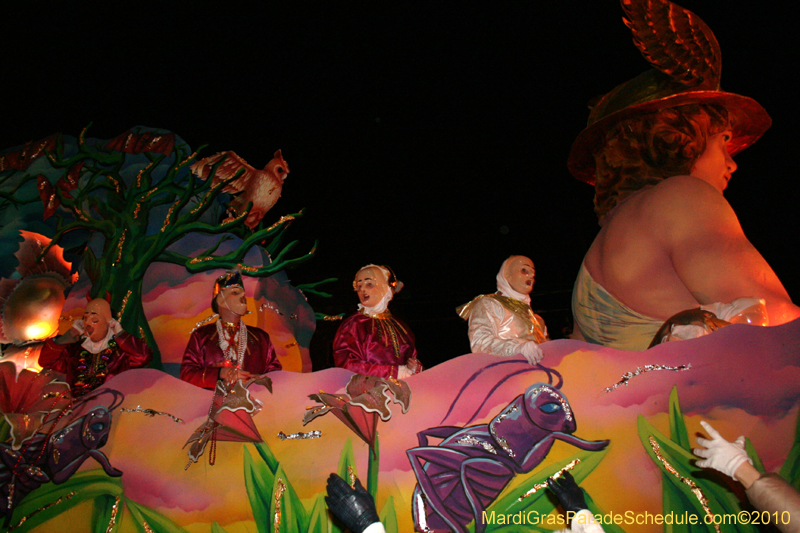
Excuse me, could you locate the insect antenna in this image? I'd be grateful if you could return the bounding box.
[82,387,125,411]
[534,363,563,389]
[439,360,526,423]
[462,368,535,425]
[440,361,563,425]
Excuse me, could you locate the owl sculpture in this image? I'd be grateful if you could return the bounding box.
[190,149,289,230]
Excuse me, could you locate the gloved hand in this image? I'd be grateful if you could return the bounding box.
[325,474,380,533]
[693,420,752,478]
[547,471,587,513]
[520,341,544,365]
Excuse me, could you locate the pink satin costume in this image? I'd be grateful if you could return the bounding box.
[39,332,153,391]
[332,311,418,378]
[180,323,281,389]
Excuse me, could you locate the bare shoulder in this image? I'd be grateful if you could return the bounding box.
[642,176,739,234]
[646,176,727,207]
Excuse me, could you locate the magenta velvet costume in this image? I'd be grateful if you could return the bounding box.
[332,311,418,378]
[39,332,153,394]
[180,323,281,389]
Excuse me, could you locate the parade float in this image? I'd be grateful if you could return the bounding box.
[2,0,799,531]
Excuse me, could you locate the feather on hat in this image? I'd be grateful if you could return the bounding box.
[568,0,771,185]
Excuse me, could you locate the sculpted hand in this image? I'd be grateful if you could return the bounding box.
[219,367,253,386]
[693,420,752,478]
[54,328,81,345]
[406,357,423,375]
[397,365,413,379]
[520,341,544,364]
[325,474,380,533]
[547,472,588,513]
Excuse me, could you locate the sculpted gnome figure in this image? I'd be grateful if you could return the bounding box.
[333,264,422,379]
[458,255,549,364]
[180,271,281,389]
[38,298,152,396]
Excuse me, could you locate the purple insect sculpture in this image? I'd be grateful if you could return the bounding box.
[407,382,609,533]
[0,389,123,524]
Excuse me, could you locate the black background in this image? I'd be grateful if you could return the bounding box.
[4,2,797,368]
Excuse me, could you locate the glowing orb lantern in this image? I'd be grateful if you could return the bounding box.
[0,231,76,346]
[2,275,66,342]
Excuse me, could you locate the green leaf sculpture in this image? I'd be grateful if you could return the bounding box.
[479,447,608,533]
[305,494,331,533]
[9,469,123,533]
[638,387,760,533]
[337,438,359,485]
[779,407,800,490]
[379,495,398,533]
[125,497,186,533]
[8,469,186,533]
[273,464,310,533]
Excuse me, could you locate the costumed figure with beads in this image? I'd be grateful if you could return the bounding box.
[332,264,422,379]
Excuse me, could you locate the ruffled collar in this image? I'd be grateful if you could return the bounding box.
[72,318,123,354]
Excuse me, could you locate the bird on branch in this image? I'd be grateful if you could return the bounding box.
[190,149,289,230]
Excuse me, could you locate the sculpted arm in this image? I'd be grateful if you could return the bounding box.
[38,339,71,373]
[117,333,153,369]
[180,330,220,389]
[662,178,799,324]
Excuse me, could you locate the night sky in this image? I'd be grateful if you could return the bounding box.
[4,2,798,367]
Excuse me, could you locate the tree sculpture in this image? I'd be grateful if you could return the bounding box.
[0,125,326,368]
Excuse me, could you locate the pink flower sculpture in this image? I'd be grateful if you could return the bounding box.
[302,374,411,452]
[0,362,71,449]
[184,375,273,465]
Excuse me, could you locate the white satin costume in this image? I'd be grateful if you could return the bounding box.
[457,265,549,364]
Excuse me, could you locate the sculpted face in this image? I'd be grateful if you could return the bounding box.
[83,299,111,343]
[691,130,737,193]
[505,256,536,295]
[354,267,388,308]
[216,286,248,317]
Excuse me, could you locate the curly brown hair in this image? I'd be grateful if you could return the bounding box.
[593,104,730,219]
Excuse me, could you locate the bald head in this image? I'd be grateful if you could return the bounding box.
[83,299,112,342]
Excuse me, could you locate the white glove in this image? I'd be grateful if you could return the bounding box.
[519,341,544,365]
[397,365,413,379]
[693,420,752,478]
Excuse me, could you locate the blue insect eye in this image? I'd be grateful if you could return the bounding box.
[540,403,561,413]
[91,422,105,432]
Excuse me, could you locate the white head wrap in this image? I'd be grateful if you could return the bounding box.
[356,264,397,317]
[496,256,531,305]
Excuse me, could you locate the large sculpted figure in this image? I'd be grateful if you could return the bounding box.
[332,264,422,379]
[38,299,152,396]
[568,0,800,350]
[457,256,548,363]
[180,271,281,389]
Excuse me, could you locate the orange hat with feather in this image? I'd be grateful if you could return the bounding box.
[568,0,771,185]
